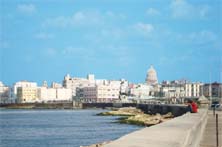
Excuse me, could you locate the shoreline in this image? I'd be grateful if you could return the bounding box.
[84,107,174,147]
[97,107,174,126]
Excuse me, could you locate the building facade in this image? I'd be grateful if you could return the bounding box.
[76,80,121,102]
[202,82,222,98]
[37,87,72,102]
[129,84,152,98]
[0,82,10,103]
[17,87,38,103]
[184,82,202,98]
[63,74,94,96]
[12,81,38,102]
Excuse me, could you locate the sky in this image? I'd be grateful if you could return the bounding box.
[0,0,221,86]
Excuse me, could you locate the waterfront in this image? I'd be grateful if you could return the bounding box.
[0,109,143,147]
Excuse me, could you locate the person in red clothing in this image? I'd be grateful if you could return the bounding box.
[187,99,198,113]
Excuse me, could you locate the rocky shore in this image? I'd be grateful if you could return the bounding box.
[98,107,174,126]
[84,107,174,147]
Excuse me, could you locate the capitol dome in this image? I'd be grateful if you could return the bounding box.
[146,65,158,85]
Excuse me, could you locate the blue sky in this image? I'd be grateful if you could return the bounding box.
[0,0,221,86]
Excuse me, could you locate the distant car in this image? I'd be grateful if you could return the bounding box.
[211,101,220,108]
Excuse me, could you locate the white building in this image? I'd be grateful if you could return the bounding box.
[0,82,10,103]
[37,87,72,102]
[17,87,38,103]
[129,84,152,98]
[96,81,120,102]
[63,74,94,96]
[51,82,63,88]
[159,81,202,98]
[185,82,202,98]
[56,88,72,101]
[120,79,129,95]
[146,65,158,85]
[76,80,121,102]
[160,85,185,98]
[12,81,38,102]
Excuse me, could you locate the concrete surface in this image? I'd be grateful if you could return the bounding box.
[104,109,208,147]
[200,111,222,147]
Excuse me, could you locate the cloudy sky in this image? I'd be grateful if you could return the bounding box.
[0,0,221,86]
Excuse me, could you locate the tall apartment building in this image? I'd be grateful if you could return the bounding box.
[63,74,94,96]
[184,82,202,98]
[12,81,38,102]
[76,80,121,102]
[17,87,38,103]
[96,83,120,102]
[37,87,72,102]
[160,85,185,98]
[159,81,202,98]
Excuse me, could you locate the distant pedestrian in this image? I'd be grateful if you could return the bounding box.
[186,99,198,113]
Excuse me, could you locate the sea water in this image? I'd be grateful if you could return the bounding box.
[0,109,143,147]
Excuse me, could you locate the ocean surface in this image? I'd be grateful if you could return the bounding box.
[0,109,143,147]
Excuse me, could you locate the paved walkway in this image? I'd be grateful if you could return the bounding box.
[200,111,222,147]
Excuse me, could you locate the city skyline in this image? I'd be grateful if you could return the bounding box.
[1,0,221,86]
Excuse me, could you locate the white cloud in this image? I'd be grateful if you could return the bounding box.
[42,10,126,28]
[170,0,210,19]
[188,30,217,44]
[17,4,36,14]
[105,11,126,19]
[43,11,103,28]
[35,32,54,40]
[146,8,160,16]
[134,23,154,34]
[176,30,217,45]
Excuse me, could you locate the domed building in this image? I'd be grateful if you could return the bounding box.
[146,65,158,85]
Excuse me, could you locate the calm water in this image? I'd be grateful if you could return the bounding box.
[0,109,143,147]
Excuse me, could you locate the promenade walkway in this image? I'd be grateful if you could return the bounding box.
[200,111,222,147]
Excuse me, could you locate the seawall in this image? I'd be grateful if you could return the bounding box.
[104,109,208,147]
[1,103,188,117]
[82,103,188,117]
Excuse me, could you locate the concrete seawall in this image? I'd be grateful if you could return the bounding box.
[83,103,188,117]
[104,109,208,147]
